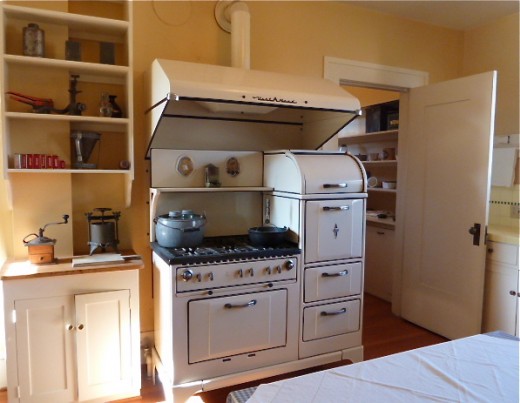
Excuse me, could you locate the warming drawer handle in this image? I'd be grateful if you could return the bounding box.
[322,270,349,278]
[224,300,257,309]
[323,183,348,189]
[323,206,350,211]
[321,308,347,316]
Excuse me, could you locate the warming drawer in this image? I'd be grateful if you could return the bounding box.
[304,262,362,303]
[188,290,287,363]
[264,151,366,195]
[303,299,361,342]
[305,199,364,263]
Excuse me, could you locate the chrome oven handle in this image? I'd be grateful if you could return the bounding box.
[224,299,257,309]
[321,270,348,278]
[323,183,348,188]
[323,206,350,211]
[320,307,347,316]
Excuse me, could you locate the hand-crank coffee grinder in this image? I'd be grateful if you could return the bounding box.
[86,208,120,255]
[23,214,69,264]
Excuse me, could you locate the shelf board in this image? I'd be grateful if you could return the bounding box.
[367,187,397,193]
[363,160,397,167]
[7,169,131,174]
[3,4,129,36]
[5,112,129,127]
[4,55,129,80]
[339,129,398,145]
[152,187,274,193]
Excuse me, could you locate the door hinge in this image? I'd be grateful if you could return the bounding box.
[16,386,21,399]
[11,309,16,324]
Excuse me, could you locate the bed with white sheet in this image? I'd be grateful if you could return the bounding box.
[227,332,519,403]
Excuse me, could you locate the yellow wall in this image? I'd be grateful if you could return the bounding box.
[463,12,519,136]
[1,1,518,333]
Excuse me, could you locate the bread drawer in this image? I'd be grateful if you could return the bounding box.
[487,241,519,266]
[304,262,362,302]
[303,299,360,341]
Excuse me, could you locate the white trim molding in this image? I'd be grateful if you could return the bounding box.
[324,56,429,90]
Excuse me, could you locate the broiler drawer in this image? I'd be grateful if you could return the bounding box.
[188,290,287,363]
[303,299,360,341]
[305,199,364,263]
[304,262,362,302]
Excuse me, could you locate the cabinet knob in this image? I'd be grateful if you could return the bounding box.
[487,248,493,253]
[67,324,75,331]
[509,290,517,296]
[77,324,85,330]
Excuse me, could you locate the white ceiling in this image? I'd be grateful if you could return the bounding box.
[348,1,519,31]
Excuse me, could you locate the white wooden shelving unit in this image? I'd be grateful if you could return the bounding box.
[1,2,134,206]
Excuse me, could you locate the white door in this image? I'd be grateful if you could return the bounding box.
[75,290,132,401]
[398,71,496,339]
[15,296,75,403]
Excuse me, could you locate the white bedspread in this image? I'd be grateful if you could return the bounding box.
[247,333,519,402]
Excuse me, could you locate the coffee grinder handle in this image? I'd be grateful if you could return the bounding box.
[40,214,69,237]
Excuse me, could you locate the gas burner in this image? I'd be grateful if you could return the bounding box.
[151,235,300,265]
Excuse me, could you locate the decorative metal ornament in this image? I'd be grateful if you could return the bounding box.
[176,155,194,176]
[226,157,240,177]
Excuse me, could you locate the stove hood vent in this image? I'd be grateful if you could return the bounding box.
[145,58,361,157]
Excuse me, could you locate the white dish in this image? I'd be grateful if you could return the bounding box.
[367,177,378,188]
[382,181,396,189]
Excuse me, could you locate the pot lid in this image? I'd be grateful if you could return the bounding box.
[145,59,361,157]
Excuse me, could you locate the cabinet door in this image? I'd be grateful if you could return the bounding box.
[482,262,518,336]
[75,290,132,401]
[365,226,395,302]
[15,296,75,403]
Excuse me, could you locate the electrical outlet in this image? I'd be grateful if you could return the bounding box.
[511,204,520,219]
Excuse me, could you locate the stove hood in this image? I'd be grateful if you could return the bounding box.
[146,59,361,158]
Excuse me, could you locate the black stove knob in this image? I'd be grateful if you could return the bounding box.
[181,269,194,281]
[284,260,295,270]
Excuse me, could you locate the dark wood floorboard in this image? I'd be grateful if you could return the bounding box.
[0,293,448,403]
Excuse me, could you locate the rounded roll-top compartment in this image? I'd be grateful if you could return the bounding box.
[264,150,366,194]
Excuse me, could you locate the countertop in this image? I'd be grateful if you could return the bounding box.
[487,225,519,245]
[1,252,143,280]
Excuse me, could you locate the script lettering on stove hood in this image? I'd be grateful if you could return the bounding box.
[251,95,299,105]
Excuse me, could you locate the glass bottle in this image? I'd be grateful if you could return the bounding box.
[99,92,113,117]
[23,23,45,57]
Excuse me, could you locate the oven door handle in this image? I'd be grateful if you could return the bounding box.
[322,270,348,278]
[224,299,257,309]
[320,307,347,316]
[322,206,350,211]
[323,183,348,188]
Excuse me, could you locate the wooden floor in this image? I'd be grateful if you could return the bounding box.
[0,294,448,403]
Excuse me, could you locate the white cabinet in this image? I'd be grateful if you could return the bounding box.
[364,225,395,302]
[483,241,520,336]
[0,2,134,206]
[2,264,141,403]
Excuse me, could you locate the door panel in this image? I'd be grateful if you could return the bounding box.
[305,199,364,263]
[304,262,362,302]
[15,296,75,403]
[303,299,360,341]
[75,290,132,401]
[188,290,287,363]
[398,72,496,339]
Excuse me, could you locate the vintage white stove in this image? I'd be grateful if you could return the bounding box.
[146,59,365,402]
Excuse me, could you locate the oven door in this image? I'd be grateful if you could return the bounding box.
[188,290,287,363]
[305,199,364,263]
